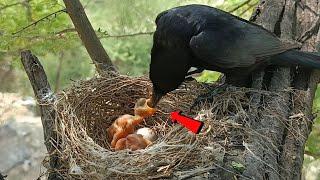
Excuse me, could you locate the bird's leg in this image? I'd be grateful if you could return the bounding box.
[190,83,228,110]
[186,67,204,76]
[184,67,204,82]
[190,72,251,111]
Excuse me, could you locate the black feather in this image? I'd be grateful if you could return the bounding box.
[149,4,320,96]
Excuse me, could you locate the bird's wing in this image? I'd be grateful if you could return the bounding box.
[189,28,299,69]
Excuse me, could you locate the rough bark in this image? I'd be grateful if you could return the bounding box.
[62,0,116,74]
[279,1,320,179]
[21,50,63,180]
[240,0,320,179]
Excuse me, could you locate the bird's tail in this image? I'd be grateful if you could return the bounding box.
[272,49,320,69]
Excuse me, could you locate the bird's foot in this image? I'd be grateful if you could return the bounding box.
[190,83,228,111]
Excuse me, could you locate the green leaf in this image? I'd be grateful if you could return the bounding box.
[231,161,245,173]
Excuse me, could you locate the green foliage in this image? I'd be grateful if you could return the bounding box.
[231,161,245,173]
[102,36,152,76]
[313,85,320,111]
[306,86,320,158]
[305,117,320,156]
[0,0,94,92]
[196,70,221,83]
[0,0,77,56]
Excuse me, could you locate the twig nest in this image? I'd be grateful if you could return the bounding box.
[136,127,158,142]
[54,74,255,179]
[69,163,83,175]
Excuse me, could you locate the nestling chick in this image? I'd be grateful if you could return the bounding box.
[134,98,157,118]
[107,98,156,148]
[107,114,140,148]
[114,137,127,151]
[115,134,152,151]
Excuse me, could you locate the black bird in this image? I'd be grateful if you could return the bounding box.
[148,4,320,107]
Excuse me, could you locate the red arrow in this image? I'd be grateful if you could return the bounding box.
[170,111,204,134]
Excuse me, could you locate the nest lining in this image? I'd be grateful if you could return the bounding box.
[48,73,308,179]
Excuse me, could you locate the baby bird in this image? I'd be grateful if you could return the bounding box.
[134,98,157,118]
[107,98,156,148]
[107,114,139,148]
[114,138,127,151]
[115,134,152,151]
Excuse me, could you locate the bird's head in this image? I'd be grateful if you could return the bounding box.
[148,45,191,107]
[147,86,165,108]
[134,98,157,118]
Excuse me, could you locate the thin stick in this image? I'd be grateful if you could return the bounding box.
[12,9,66,35]
[55,28,154,38]
[100,31,154,38]
[0,2,21,11]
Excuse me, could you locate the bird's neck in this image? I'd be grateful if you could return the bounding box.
[131,115,144,126]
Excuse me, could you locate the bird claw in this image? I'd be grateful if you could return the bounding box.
[190,92,215,111]
[189,84,228,111]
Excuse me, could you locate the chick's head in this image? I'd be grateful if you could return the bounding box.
[134,98,156,118]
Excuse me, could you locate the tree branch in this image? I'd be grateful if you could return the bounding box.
[20,50,63,180]
[63,0,116,74]
[12,9,67,35]
[0,2,21,11]
[99,31,154,38]
[55,28,154,38]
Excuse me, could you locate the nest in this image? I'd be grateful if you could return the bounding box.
[48,72,306,179]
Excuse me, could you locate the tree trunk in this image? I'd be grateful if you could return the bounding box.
[62,0,116,74]
[239,0,320,179]
[21,50,63,180]
[22,0,33,22]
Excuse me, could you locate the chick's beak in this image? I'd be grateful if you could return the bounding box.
[147,91,163,108]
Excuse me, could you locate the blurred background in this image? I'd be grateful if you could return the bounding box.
[0,0,319,179]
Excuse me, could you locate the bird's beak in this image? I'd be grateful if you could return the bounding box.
[147,91,163,108]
